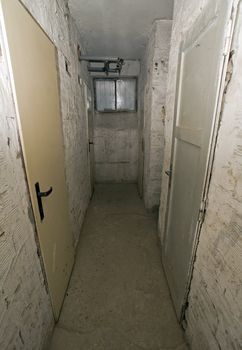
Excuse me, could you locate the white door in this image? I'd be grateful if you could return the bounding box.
[163,0,235,318]
[1,0,74,319]
[84,83,95,194]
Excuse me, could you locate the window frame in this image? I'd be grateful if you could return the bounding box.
[94,77,137,113]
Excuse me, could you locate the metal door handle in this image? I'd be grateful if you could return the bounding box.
[37,186,53,198]
[165,165,173,189]
[165,170,172,177]
[35,182,53,221]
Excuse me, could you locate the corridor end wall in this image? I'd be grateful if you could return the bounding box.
[92,61,140,183]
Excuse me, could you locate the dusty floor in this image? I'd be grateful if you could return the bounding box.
[49,184,187,349]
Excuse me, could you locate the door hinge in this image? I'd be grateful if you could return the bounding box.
[223,18,233,56]
[89,140,94,152]
[198,199,207,223]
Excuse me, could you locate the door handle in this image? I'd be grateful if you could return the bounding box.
[35,182,53,221]
[165,165,173,189]
[89,141,94,152]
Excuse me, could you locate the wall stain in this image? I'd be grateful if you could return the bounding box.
[4,297,10,309]
[19,330,24,345]
[16,151,21,159]
[27,206,35,226]
[224,50,235,95]
[0,190,7,197]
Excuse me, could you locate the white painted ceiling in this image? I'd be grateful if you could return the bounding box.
[68,0,173,59]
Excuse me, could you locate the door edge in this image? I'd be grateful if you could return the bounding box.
[180,0,239,325]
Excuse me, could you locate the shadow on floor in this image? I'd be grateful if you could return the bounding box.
[49,184,187,350]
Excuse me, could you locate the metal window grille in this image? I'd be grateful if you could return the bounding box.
[94,78,137,112]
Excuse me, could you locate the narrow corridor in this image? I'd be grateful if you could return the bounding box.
[50,184,187,349]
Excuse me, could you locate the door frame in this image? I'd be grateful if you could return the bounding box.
[162,0,238,322]
[82,80,94,196]
[0,0,72,319]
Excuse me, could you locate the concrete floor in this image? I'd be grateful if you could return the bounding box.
[49,184,188,350]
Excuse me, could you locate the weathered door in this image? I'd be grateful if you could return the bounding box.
[1,0,74,319]
[84,83,95,193]
[163,0,235,318]
[138,121,144,197]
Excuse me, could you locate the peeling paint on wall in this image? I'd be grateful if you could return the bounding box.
[139,20,172,211]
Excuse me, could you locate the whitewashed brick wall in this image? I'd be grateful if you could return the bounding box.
[139,20,172,210]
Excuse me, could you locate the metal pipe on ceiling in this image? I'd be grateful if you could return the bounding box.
[79,56,124,75]
[79,56,121,63]
[87,67,121,73]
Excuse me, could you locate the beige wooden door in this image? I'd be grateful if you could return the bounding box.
[1,0,74,319]
[163,0,235,319]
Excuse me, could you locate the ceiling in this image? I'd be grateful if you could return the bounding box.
[68,0,173,59]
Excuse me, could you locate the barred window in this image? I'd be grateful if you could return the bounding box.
[94,78,137,112]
